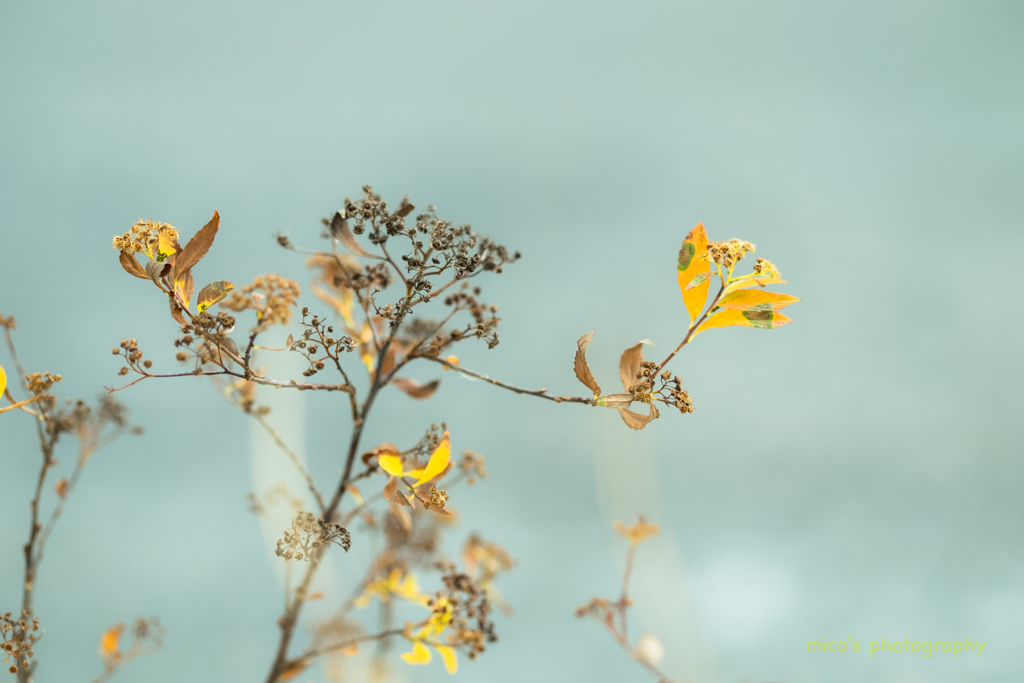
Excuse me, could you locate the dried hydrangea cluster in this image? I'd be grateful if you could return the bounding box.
[705,238,756,269]
[222,273,301,327]
[275,512,351,561]
[111,219,179,260]
[1,611,39,675]
[425,563,499,661]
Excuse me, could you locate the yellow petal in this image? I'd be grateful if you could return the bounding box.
[435,645,458,674]
[400,641,432,665]
[414,431,451,487]
[99,624,124,657]
[378,454,405,477]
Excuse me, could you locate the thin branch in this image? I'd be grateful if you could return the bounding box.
[251,411,326,514]
[425,357,592,404]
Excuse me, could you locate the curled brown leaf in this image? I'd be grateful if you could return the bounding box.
[391,376,440,400]
[618,339,655,392]
[574,331,601,397]
[618,402,660,430]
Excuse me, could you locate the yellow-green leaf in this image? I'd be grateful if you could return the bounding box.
[378,454,405,477]
[721,276,787,297]
[196,280,235,312]
[716,289,799,311]
[676,223,712,325]
[414,432,451,486]
[435,645,458,674]
[401,640,432,665]
[573,331,601,397]
[594,393,633,410]
[693,308,792,337]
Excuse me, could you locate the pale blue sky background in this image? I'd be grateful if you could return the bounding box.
[1,1,1023,682]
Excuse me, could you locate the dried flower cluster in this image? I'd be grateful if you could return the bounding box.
[1,611,39,675]
[705,238,755,269]
[222,273,301,327]
[276,511,352,561]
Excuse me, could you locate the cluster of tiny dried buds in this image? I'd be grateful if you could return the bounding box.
[753,257,780,277]
[172,312,239,369]
[276,511,351,561]
[222,273,301,327]
[0,611,39,675]
[705,238,755,269]
[422,486,448,511]
[428,563,498,660]
[112,338,150,377]
[627,362,693,415]
[291,309,356,377]
[111,219,179,259]
[458,451,487,484]
[24,372,61,412]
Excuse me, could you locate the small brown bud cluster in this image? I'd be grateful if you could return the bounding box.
[222,273,301,327]
[458,451,488,485]
[113,337,150,376]
[0,314,14,330]
[423,486,449,510]
[1,610,40,675]
[753,257,780,278]
[629,360,661,400]
[291,311,356,377]
[429,563,499,661]
[706,238,755,269]
[173,313,238,370]
[275,511,351,561]
[669,386,693,414]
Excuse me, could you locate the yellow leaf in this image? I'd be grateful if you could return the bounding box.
[721,275,787,297]
[340,643,359,656]
[157,232,177,260]
[573,331,601,397]
[0,364,6,397]
[378,454,405,477]
[693,308,792,338]
[99,624,124,658]
[716,289,799,311]
[441,355,459,370]
[401,641,432,665]
[196,280,235,312]
[677,223,712,325]
[414,432,451,486]
[435,645,459,674]
[174,270,195,309]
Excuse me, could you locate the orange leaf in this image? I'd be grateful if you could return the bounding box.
[278,660,306,681]
[693,308,792,337]
[716,289,799,311]
[171,210,219,283]
[573,331,601,397]
[676,223,712,325]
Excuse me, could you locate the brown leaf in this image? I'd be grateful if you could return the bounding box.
[171,210,220,282]
[618,402,660,430]
[394,195,416,218]
[196,280,234,312]
[146,259,171,286]
[383,476,398,501]
[391,489,413,507]
[379,346,396,377]
[618,339,655,392]
[118,250,149,280]
[337,219,384,260]
[391,376,440,399]
[169,296,187,325]
[361,442,401,465]
[573,331,601,397]
[389,502,412,532]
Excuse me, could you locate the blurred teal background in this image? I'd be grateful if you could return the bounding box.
[1,1,1022,682]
